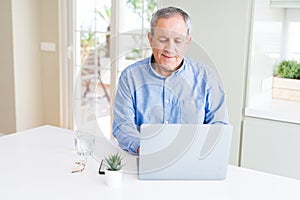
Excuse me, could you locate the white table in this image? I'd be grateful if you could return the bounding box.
[1,125,300,200]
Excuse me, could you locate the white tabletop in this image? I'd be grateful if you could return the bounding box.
[1,125,300,200]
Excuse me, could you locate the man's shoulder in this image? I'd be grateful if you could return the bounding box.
[184,57,213,74]
[121,57,150,75]
[184,57,221,84]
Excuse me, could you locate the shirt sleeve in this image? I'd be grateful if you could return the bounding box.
[112,72,140,154]
[204,68,229,125]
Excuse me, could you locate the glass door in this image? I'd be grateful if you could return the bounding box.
[72,0,158,138]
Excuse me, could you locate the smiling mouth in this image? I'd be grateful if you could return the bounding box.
[162,54,175,59]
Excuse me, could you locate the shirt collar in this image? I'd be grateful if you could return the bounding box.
[147,55,186,79]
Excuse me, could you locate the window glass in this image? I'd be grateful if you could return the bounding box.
[245,0,300,123]
[289,22,300,60]
[73,0,157,136]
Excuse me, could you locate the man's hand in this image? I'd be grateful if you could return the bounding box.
[137,147,140,155]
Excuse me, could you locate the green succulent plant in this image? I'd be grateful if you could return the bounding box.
[276,60,300,79]
[104,152,124,171]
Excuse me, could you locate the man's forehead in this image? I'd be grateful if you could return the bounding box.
[153,28,187,38]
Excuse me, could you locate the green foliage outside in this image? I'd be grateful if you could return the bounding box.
[95,4,111,24]
[126,0,157,60]
[80,30,97,64]
[126,0,157,22]
[275,60,300,79]
[82,0,158,60]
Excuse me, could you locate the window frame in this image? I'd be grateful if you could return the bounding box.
[244,0,300,125]
[60,0,162,130]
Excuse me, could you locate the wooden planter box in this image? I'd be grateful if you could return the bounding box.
[272,77,300,102]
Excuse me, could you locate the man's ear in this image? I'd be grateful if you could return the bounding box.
[148,32,153,46]
[187,35,192,45]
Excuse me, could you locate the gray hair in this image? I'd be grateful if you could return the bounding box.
[150,6,192,37]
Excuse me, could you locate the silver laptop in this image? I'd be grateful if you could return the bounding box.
[138,124,233,180]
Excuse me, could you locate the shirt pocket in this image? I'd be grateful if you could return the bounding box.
[180,100,205,123]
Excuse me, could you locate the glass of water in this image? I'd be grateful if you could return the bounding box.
[74,129,95,165]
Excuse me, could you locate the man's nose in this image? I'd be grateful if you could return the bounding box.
[164,40,176,54]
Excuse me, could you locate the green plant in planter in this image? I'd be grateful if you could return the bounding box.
[276,60,300,79]
[104,152,124,171]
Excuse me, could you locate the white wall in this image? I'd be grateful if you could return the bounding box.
[161,0,251,165]
[11,0,44,131]
[40,0,60,126]
[0,0,60,134]
[0,0,16,133]
[241,117,300,179]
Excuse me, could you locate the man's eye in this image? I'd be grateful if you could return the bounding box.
[158,39,167,43]
[175,39,184,44]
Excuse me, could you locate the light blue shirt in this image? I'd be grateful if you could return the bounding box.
[113,56,228,154]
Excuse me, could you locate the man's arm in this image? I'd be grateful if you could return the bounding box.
[112,72,140,154]
[204,69,229,124]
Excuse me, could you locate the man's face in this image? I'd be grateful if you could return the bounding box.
[148,14,192,75]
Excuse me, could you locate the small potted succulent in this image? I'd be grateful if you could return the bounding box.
[104,152,124,188]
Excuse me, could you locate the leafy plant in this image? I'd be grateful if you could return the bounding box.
[80,29,97,65]
[104,152,124,171]
[275,60,300,79]
[125,0,157,60]
[95,5,111,24]
[126,0,157,22]
[95,5,111,57]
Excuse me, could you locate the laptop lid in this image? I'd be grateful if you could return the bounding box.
[138,124,233,180]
